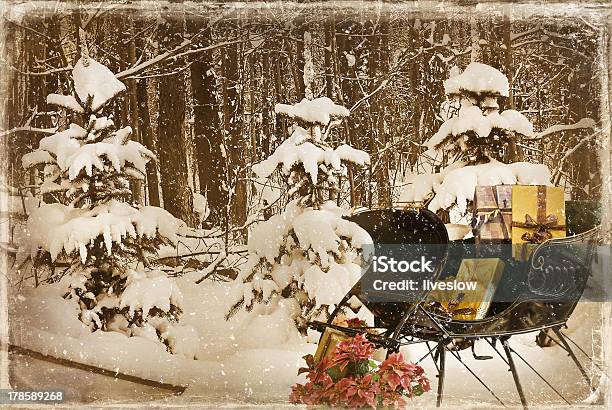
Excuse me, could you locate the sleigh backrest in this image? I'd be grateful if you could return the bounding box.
[346,208,449,329]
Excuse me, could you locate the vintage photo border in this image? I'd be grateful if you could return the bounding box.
[0,0,610,405]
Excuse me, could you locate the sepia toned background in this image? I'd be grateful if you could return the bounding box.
[0,1,610,407]
[0,2,606,225]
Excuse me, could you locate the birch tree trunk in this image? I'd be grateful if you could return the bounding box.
[470,17,482,63]
[503,11,523,162]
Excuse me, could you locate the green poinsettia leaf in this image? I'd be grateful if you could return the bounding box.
[413,385,424,396]
[353,360,371,376]
[326,366,344,382]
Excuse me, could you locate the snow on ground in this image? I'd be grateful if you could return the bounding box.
[9,271,312,402]
[8,269,604,406]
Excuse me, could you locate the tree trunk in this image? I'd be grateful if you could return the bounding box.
[302,29,314,99]
[470,18,482,63]
[222,21,247,227]
[25,17,49,194]
[324,17,334,98]
[136,79,160,207]
[374,19,391,208]
[188,24,227,226]
[273,46,287,143]
[156,14,196,226]
[292,14,306,100]
[503,11,523,162]
[127,18,144,204]
[261,51,272,157]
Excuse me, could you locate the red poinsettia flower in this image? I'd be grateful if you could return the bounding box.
[380,390,407,408]
[377,352,430,397]
[331,373,380,409]
[327,333,375,372]
[290,335,430,408]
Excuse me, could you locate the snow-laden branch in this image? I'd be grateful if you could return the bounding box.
[195,251,228,284]
[8,65,73,77]
[0,109,58,137]
[551,128,601,181]
[511,23,587,43]
[529,118,597,140]
[512,39,589,60]
[0,125,57,137]
[349,80,389,113]
[13,33,246,81]
[348,36,474,115]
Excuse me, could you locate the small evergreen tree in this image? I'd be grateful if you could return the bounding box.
[226,97,372,333]
[22,51,185,345]
[401,63,552,217]
[428,62,534,164]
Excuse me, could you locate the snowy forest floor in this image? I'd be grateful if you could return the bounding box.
[7,272,605,408]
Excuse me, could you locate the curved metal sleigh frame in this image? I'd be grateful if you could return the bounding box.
[309,207,603,409]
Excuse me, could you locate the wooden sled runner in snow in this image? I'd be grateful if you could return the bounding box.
[8,344,186,400]
[309,203,602,409]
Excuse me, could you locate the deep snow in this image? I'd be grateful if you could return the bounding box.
[8,270,604,406]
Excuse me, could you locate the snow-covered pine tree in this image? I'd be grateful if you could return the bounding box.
[428,62,534,164]
[226,97,372,333]
[21,52,187,349]
[401,63,552,218]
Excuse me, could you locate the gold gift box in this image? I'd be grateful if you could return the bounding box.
[511,185,566,261]
[313,327,349,365]
[431,258,505,321]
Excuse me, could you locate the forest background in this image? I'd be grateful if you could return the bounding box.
[0,1,606,241]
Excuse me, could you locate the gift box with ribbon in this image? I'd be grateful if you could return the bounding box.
[511,185,566,261]
[426,258,505,321]
[473,185,513,243]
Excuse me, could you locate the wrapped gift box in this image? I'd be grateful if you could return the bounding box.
[313,327,353,380]
[473,185,513,243]
[511,185,566,261]
[428,258,505,321]
[314,327,349,365]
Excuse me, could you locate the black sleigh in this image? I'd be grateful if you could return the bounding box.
[309,203,602,408]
